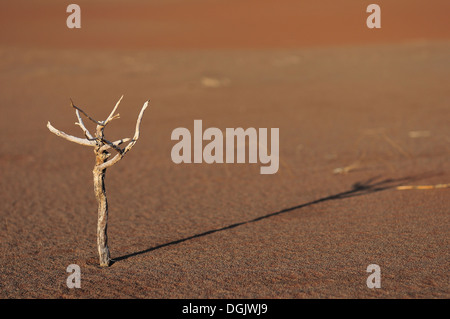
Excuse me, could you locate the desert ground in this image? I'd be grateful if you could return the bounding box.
[0,0,449,298]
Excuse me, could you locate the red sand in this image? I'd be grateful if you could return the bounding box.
[1,0,450,50]
[0,0,449,298]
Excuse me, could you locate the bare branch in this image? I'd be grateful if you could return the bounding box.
[47,122,97,146]
[75,109,94,140]
[70,99,103,126]
[104,95,124,125]
[98,100,149,169]
[131,100,149,142]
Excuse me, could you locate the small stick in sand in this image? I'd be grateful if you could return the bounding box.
[333,160,361,174]
[47,96,150,267]
[396,183,450,190]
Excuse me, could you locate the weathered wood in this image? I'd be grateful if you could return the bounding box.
[47,97,149,267]
[93,152,110,267]
[99,101,149,170]
[47,121,97,146]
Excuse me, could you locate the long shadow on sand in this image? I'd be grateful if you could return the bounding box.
[111,173,435,265]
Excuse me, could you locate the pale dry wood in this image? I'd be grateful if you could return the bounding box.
[99,138,131,152]
[47,121,97,146]
[93,153,110,267]
[70,99,103,125]
[47,97,149,267]
[396,183,450,190]
[104,94,123,125]
[75,109,94,140]
[99,100,149,170]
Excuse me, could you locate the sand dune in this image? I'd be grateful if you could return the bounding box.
[0,1,449,299]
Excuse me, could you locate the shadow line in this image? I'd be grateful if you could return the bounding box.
[111,173,434,265]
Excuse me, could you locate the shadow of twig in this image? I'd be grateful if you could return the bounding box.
[111,172,436,265]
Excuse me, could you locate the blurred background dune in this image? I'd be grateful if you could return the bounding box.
[1,0,449,50]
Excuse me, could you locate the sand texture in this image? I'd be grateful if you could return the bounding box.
[0,0,449,298]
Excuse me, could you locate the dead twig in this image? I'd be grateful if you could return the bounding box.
[396,183,449,190]
[47,96,150,267]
